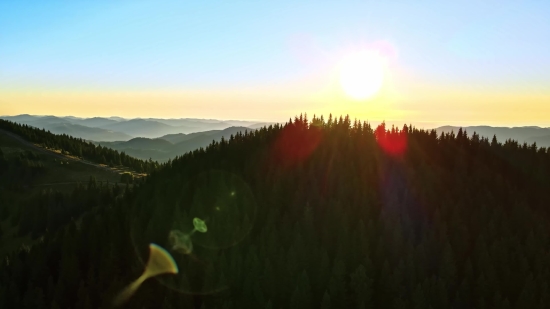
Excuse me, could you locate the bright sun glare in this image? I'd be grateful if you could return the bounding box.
[339,51,386,100]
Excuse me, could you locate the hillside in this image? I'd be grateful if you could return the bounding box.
[169,126,254,157]
[0,119,159,173]
[1,115,549,308]
[0,129,124,189]
[113,137,174,150]
[0,128,136,257]
[158,132,190,144]
[99,126,255,162]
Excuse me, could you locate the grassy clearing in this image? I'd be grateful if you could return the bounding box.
[0,132,142,256]
[0,132,143,192]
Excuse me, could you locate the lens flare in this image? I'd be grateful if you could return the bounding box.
[375,123,408,157]
[185,170,256,250]
[130,170,255,295]
[169,229,193,255]
[193,217,208,233]
[113,243,178,307]
[272,121,323,167]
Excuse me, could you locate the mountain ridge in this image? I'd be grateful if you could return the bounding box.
[435,125,550,147]
[97,126,254,161]
[3,114,549,147]
[0,114,268,142]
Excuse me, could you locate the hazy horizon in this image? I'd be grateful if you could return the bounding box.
[2,113,550,130]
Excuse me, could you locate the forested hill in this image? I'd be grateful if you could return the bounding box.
[1,115,550,309]
[0,119,159,173]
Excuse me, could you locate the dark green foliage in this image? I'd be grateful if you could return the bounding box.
[290,270,312,309]
[0,119,159,173]
[0,149,46,189]
[120,172,134,184]
[320,291,331,309]
[350,264,372,308]
[16,181,119,238]
[1,115,550,308]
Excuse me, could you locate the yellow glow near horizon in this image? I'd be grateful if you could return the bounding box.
[2,77,550,127]
[339,51,386,100]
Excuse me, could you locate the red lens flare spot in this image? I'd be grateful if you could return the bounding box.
[272,121,323,167]
[375,123,408,157]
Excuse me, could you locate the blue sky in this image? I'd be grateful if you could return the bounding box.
[1,1,549,125]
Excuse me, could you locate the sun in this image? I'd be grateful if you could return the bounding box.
[339,51,386,100]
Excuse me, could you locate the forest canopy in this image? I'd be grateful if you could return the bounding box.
[1,114,550,309]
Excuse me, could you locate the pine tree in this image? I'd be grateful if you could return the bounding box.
[320,291,331,309]
[515,273,536,309]
[328,259,346,307]
[409,283,424,309]
[439,241,456,287]
[289,270,312,309]
[350,264,372,308]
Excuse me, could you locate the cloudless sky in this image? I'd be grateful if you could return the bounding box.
[1,0,549,127]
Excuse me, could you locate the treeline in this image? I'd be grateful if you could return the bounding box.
[1,114,550,308]
[0,119,159,173]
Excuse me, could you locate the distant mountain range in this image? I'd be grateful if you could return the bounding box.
[2,114,549,162]
[97,126,255,162]
[0,114,267,142]
[105,124,549,162]
[435,126,550,147]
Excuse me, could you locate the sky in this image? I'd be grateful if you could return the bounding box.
[1,0,549,127]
